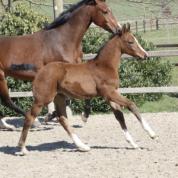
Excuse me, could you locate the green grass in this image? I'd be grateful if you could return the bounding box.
[139,95,178,113]
[22,0,178,21]
[139,26,178,44]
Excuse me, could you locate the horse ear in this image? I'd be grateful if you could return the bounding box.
[95,0,106,4]
[122,24,127,33]
[86,0,97,5]
[127,23,131,32]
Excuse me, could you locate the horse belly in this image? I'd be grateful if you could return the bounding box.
[60,76,97,99]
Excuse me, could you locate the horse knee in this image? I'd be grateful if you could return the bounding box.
[127,102,140,115]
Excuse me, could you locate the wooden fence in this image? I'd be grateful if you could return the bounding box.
[9,49,178,100]
[122,17,178,33]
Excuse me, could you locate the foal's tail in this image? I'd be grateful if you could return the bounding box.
[10,64,37,71]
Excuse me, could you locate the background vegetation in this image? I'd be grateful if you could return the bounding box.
[0,0,177,115]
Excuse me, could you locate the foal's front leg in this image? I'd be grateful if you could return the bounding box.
[58,116,90,151]
[110,102,138,149]
[55,94,90,151]
[16,104,42,156]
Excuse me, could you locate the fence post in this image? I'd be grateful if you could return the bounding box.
[53,0,63,19]
[143,19,146,33]
[135,21,138,33]
[156,18,159,30]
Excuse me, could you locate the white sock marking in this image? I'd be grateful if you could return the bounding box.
[123,130,139,149]
[0,119,15,130]
[141,119,156,138]
[71,133,90,151]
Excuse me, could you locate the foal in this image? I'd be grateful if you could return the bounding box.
[17,24,156,155]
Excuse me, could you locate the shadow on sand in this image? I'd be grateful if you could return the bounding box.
[0,141,77,155]
[0,141,150,155]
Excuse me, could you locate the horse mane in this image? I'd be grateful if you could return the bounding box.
[44,0,94,30]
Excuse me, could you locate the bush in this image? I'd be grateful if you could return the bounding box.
[0,3,48,35]
[71,28,172,114]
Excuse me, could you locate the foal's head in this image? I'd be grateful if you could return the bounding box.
[88,0,120,34]
[119,24,148,59]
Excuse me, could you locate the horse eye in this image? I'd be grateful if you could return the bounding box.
[103,10,108,14]
[128,41,134,45]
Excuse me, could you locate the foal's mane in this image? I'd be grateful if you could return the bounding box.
[44,0,94,30]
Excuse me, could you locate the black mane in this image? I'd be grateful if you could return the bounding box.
[44,0,94,30]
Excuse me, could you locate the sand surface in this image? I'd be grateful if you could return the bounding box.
[0,113,178,178]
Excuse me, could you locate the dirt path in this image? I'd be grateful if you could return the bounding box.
[0,113,178,178]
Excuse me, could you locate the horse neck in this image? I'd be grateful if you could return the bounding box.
[56,6,92,45]
[94,36,122,71]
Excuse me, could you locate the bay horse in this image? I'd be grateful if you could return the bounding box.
[16,24,156,155]
[0,0,120,130]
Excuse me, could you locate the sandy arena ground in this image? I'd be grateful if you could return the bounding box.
[0,112,178,178]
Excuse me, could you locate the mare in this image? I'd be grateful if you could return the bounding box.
[0,0,120,130]
[16,24,156,155]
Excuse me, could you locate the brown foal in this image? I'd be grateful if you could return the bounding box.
[0,0,120,130]
[16,24,156,155]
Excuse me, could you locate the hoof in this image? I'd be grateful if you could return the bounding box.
[31,119,41,128]
[71,133,90,152]
[151,134,158,140]
[0,120,16,131]
[128,142,139,149]
[81,113,88,123]
[149,131,157,140]
[15,147,29,156]
[78,144,91,152]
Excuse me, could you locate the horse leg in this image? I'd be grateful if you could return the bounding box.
[0,110,15,130]
[81,99,91,123]
[16,103,42,156]
[55,94,90,151]
[44,94,73,122]
[110,101,138,148]
[0,71,25,130]
[106,89,156,139]
[0,71,25,116]
[110,102,139,149]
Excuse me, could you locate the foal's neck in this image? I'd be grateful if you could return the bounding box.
[95,36,122,71]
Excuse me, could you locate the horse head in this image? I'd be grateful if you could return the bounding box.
[87,0,121,34]
[118,23,148,59]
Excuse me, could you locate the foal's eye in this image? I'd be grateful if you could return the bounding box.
[103,10,108,14]
[128,41,134,45]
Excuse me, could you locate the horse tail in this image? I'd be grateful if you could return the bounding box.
[10,64,37,71]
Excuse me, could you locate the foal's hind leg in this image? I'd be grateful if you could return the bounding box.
[55,94,90,151]
[106,89,156,139]
[110,102,138,149]
[16,103,42,156]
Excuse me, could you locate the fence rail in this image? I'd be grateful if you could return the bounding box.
[8,49,178,99]
[84,49,178,60]
[9,87,178,98]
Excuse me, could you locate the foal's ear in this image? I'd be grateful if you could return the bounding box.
[122,23,131,33]
[126,23,131,32]
[122,24,127,33]
[86,0,97,5]
[96,0,106,3]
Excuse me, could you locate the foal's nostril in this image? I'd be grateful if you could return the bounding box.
[144,52,149,59]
